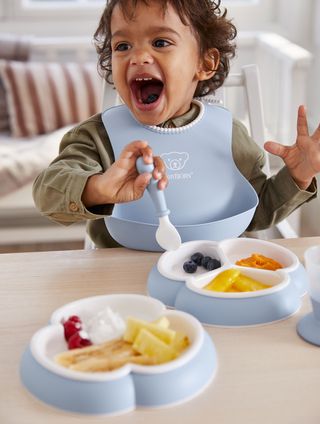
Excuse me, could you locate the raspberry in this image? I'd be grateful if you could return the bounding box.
[68,331,92,350]
[63,315,82,341]
[68,315,82,323]
[183,260,197,273]
[63,320,81,341]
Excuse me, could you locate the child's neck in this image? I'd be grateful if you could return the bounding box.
[157,102,200,129]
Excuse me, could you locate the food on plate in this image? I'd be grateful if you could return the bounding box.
[232,273,271,292]
[204,268,240,292]
[205,258,221,271]
[62,307,126,350]
[191,252,204,265]
[183,252,221,274]
[125,316,189,359]
[63,315,82,341]
[55,315,190,372]
[124,317,176,344]
[204,268,271,292]
[183,260,198,273]
[62,315,92,349]
[235,253,283,270]
[85,306,126,344]
[67,330,92,349]
[55,338,156,372]
[133,329,177,363]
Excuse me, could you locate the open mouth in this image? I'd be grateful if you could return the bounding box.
[130,77,164,105]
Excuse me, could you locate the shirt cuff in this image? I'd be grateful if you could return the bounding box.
[274,166,317,204]
[50,171,114,222]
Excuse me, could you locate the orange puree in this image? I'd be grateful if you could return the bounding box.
[235,253,283,271]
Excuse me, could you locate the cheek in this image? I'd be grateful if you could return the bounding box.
[111,63,126,90]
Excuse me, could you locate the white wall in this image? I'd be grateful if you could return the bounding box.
[0,0,276,37]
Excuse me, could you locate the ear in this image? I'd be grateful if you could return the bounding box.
[196,48,220,81]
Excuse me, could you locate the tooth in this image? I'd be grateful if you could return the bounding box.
[135,77,153,81]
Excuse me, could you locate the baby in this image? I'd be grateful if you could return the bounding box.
[33,0,319,249]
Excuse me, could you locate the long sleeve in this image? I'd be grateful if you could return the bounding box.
[32,114,115,225]
[231,119,317,231]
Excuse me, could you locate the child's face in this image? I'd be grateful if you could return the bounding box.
[110,0,209,125]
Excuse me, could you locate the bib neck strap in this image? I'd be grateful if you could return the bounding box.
[143,100,204,135]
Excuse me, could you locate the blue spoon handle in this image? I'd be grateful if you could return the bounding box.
[136,156,169,217]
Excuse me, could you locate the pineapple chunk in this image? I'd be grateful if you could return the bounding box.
[233,274,270,291]
[153,316,170,329]
[124,317,176,344]
[172,331,189,352]
[133,328,177,364]
[204,269,240,292]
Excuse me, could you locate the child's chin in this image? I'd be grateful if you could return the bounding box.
[131,110,163,126]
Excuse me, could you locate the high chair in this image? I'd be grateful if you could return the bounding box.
[84,64,297,248]
[214,64,298,239]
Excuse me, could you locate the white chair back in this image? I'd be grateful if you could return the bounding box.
[213,64,297,238]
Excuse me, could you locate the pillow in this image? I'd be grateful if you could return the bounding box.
[0,78,10,132]
[0,60,102,138]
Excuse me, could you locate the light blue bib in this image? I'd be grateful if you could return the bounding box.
[101,100,258,250]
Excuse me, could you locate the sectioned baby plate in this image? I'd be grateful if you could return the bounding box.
[20,294,217,416]
[148,238,306,326]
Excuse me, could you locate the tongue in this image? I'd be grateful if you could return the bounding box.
[141,83,162,103]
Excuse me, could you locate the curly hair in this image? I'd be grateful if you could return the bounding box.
[94,0,237,96]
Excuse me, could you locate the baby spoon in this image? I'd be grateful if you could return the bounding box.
[136,156,181,251]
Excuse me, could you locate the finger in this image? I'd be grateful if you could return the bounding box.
[153,156,166,180]
[297,105,309,137]
[133,173,152,198]
[157,174,168,191]
[119,140,149,160]
[140,145,154,163]
[264,141,288,159]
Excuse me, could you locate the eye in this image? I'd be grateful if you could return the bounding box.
[114,42,130,52]
[153,39,171,48]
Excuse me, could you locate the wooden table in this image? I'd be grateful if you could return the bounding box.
[1,237,320,424]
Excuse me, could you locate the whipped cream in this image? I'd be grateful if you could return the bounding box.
[84,307,126,345]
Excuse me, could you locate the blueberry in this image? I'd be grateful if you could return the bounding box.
[191,252,204,266]
[183,260,197,273]
[201,256,212,268]
[145,93,159,104]
[205,258,221,271]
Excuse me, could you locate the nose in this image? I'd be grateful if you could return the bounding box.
[130,49,154,66]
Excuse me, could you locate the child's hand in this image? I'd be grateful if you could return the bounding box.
[264,105,320,190]
[82,140,168,207]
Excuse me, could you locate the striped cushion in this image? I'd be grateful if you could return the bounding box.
[0,78,10,132]
[0,60,101,138]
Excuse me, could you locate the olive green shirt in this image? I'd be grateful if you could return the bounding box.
[33,104,317,248]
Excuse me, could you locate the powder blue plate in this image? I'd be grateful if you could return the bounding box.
[20,294,217,415]
[147,265,302,326]
[147,238,306,326]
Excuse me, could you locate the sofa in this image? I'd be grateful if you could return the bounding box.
[0,35,103,248]
[0,34,102,198]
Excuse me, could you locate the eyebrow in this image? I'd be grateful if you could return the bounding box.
[111,26,181,39]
